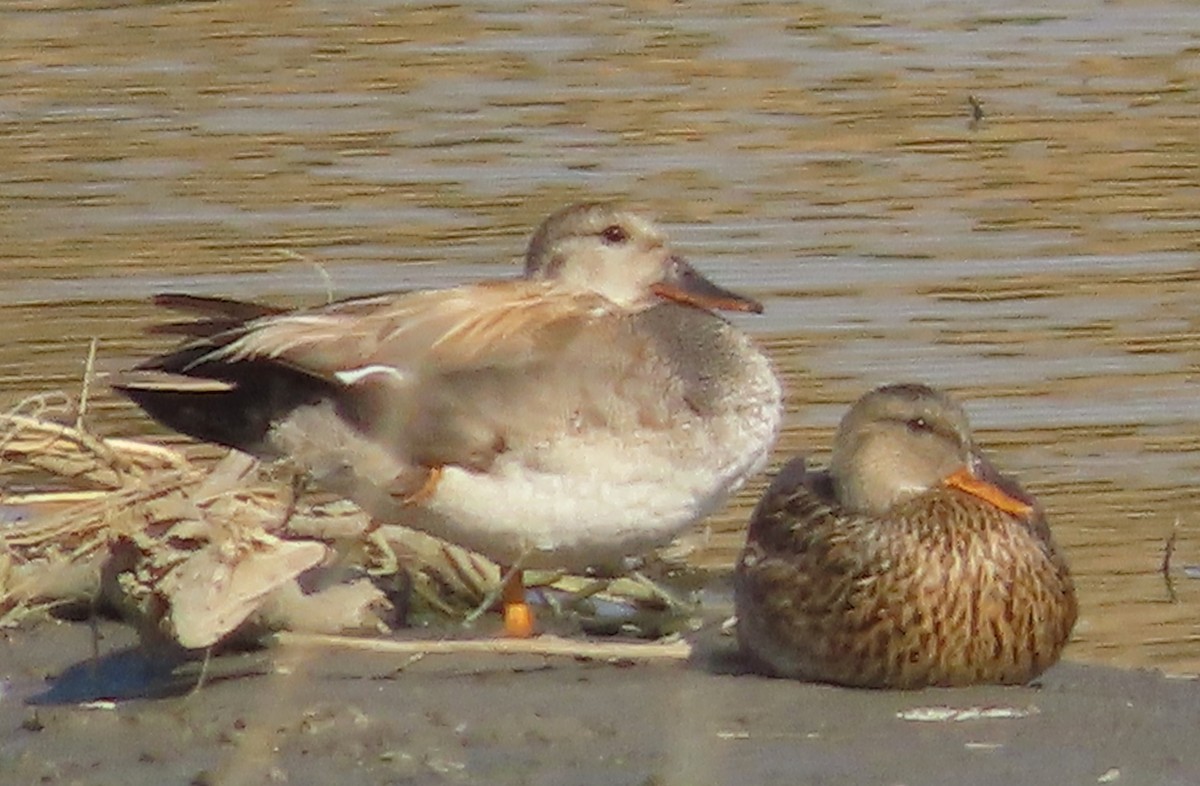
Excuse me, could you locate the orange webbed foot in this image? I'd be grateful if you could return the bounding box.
[501,568,535,638]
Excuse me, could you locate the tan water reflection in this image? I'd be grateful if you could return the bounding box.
[1,0,1198,673]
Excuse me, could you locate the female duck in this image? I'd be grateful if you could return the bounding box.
[735,383,1076,688]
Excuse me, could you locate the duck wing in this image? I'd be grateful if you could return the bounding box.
[114,282,615,474]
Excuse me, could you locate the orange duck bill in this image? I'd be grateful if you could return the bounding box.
[650,256,763,314]
[943,463,1034,518]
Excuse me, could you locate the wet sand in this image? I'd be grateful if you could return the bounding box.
[2,621,1199,785]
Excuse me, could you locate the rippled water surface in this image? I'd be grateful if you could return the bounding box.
[2,0,1198,672]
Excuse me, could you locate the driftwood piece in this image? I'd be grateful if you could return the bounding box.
[1,398,388,645]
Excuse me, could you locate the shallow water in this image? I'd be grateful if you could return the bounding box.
[1,0,1198,673]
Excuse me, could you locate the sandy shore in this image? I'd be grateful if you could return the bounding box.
[2,620,1197,786]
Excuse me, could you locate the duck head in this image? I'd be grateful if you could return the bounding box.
[524,202,762,314]
[829,383,1033,518]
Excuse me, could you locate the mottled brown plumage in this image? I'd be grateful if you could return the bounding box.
[735,383,1076,688]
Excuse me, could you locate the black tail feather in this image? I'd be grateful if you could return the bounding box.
[152,293,287,321]
[116,311,336,455]
[147,294,288,340]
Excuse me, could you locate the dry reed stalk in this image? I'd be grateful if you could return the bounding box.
[272,631,692,662]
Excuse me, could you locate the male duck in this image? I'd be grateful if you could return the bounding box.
[116,202,783,637]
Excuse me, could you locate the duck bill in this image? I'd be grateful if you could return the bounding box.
[943,465,1034,518]
[651,256,763,314]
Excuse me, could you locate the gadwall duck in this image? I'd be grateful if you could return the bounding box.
[116,202,783,637]
[734,383,1076,688]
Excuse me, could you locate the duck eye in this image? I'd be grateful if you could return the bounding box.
[906,417,928,433]
[600,224,628,245]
